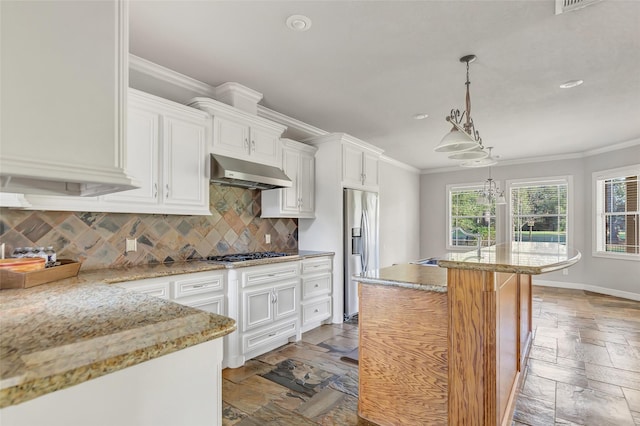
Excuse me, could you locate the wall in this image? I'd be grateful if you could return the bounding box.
[379,158,420,267]
[0,185,297,270]
[420,143,640,299]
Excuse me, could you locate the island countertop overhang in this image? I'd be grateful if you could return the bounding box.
[355,242,581,290]
[437,242,581,275]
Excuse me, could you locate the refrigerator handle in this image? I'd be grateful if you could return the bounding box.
[362,210,369,271]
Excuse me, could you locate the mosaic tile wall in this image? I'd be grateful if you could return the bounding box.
[0,185,297,270]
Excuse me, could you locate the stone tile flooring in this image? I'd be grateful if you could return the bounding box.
[222,286,640,425]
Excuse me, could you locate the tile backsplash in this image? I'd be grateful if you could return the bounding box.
[0,185,297,270]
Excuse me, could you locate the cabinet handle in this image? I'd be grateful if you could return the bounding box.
[314,309,319,313]
[165,184,169,198]
[251,140,256,152]
[314,284,319,288]
[190,284,206,289]
[268,333,277,337]
[244,138,249,151]
[154,183,158,199]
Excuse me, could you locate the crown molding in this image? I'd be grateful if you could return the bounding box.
[421,138,640,174]
[129,54,216,98]
[582,138,640,157]
[379,155,420,174]
[257,105,327,138]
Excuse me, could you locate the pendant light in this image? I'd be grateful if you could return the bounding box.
[461,146,499,168]
[435,55,484,154]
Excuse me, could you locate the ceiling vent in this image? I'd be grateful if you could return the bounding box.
[555,0,601,14]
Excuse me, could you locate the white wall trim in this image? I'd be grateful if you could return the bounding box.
[379,155,420,174]
[533,279,640,302]
[129,54,217,98]
[583,138,640,157]
[257,105,327,138]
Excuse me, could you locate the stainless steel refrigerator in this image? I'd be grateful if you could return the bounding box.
[344,188,379,320]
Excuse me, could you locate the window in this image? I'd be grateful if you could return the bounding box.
[447,184,496,249]
[509,178,570,246]
[593,165,639,259]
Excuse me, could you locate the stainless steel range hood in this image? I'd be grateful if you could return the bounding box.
[210,154,292,190]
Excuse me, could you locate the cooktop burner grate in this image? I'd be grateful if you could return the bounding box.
[206,252,291,262]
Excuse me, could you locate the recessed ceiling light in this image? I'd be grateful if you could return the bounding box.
[559,79,584,89]
[286,15,312,32]
[413,113,429,120]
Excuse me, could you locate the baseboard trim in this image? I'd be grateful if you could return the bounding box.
[533,279,640,301]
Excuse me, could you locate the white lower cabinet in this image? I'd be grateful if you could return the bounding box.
[226,262,301,368]
[172,271,226,315]
[300,256,333,333]
[115,270,226,316]
[115,256,333,370]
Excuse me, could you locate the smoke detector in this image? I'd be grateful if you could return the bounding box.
[286,15,312,32]
[555,0,602,14]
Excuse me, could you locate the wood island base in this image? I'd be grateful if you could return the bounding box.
[357,268,533,426]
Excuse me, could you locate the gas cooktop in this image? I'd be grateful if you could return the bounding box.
[206,252,292,262]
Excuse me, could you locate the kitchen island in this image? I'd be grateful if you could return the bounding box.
[355,242,581,426]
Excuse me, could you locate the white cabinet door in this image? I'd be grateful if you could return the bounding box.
[261,140,316,219]
[243,287,275,331]
[342,143,364,188]
[163,115,207,208]
[281,149,301,214]
[273,281,298,321]
[249,126,281,167]
[298,152,316,216]
[213,116,250,158]
[104,107,160,205]
[362,151,379,189]
[181,295,225,315]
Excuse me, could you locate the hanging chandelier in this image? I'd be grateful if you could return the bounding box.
[434,54,488,160]
[477,164,506,205]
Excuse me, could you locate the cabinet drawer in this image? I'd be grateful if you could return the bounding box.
[301,273,331,300]
[172,272,224,299]
[302,297,332,325]
[177,294,225,316]
[301,257,332,275]
[116,278,171,300]
[242,263,299,288]
[243,320,297,354]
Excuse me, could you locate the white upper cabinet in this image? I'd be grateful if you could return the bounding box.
[104,106,160,206]
[0,0,136,196]
[189,98,286,168]
[162,114,208,209]
[25,90,211,215]
[103,90,210,214]
[261,139,317,218]
[342,140,380,191]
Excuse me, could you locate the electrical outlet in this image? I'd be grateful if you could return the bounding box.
[563,268,569,276]
[265,234,271,244]
[125,238,137,253]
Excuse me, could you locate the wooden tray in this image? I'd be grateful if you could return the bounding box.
[0,259,81,290]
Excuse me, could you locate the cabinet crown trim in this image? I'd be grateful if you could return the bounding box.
[129,88,209,120]
[281,139,318,153]
[188,97,287,134]
[307,132,384,155]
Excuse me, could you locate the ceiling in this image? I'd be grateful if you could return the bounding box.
[129,1,640,171]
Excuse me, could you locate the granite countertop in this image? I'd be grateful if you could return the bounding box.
[208,250,334,269]
[355,263,448,292]
[438,242,581,274]
[0,251,334,408]
[354,243,580,291]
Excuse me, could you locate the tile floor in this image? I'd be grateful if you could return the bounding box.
[222,286,640,425]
